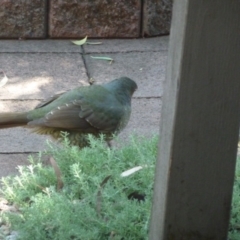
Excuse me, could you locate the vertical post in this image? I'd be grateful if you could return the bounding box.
[149,1,240,239]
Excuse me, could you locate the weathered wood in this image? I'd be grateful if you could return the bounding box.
[149,1,240,239]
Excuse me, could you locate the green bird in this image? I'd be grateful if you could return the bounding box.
[0,77,137,148]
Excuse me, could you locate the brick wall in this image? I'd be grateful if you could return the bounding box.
[0,0,172,39]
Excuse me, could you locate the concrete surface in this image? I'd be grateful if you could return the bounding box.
[0,36,169,178]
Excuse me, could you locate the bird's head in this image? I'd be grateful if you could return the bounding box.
[104,77,138,97]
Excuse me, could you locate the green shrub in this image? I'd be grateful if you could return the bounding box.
[1,135,158,240]
[1,134,240,239]
[228,155,240,240]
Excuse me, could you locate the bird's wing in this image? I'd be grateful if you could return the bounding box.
[28,100,92,131]
[76,99,124,132]
[28,97,124,133]
[35,91,67,109]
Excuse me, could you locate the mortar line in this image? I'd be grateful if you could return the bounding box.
[140,0,144,37]
[0,52,82,54]
[0,152,40,154]
[0,50,168,54]
[0,96,162,101]
[75,50,168,54]
[45,0,50,38]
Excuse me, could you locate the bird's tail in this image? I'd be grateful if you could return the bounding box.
[0,112,28,129]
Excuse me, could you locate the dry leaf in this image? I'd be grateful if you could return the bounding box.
[96,175,112,217]
[50,157,64,190]
[89,78,95,84]
[0,71,8,87]
[121,166,144,177]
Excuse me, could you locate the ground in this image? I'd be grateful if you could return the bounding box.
[0,36,168,178]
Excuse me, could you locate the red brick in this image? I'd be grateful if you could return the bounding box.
[143,0,173,36]
[49,0,141,38]
[0,0,47,39]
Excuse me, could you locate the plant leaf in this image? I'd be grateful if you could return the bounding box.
[72,36,88,45]
[90,56,114,64]
[0,72,8,87]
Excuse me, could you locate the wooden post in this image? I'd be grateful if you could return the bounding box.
[149,1,240,239]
